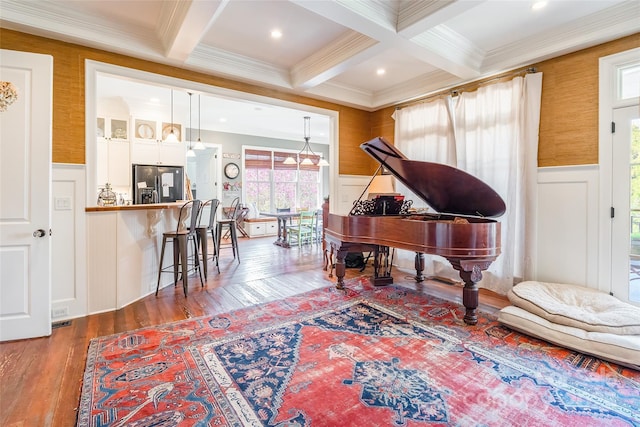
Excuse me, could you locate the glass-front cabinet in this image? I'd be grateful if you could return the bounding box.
[130,117,185,166]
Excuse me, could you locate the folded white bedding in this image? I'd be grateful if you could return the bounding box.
[498,305,640,370]
[508,281,640,335]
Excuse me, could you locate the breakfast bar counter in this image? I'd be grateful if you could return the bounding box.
[86,202,187,314]
[85,202,186,212]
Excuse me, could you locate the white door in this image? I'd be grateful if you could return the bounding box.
[612,105,640,305]
[0,50,53,341]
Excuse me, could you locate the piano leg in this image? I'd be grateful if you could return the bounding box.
[414,252,425,282]
[449,260,492,325]
[334,248,348,289]
[372,246,394,286]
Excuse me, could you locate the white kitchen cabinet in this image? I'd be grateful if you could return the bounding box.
[96,139,130,189]
[131,117,185,166]
[158,141,186,166]
[97,116,129,142]
[96,116,131,189]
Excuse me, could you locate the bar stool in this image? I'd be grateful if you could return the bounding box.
[196,198,220,278]
[216,201,241,263]
[156,199,203,297]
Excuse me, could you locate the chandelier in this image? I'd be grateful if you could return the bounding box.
[283,116,329,166]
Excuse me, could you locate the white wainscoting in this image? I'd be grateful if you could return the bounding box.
[535,165,599,289]
[52,164,87,320]
[334,175,371,215]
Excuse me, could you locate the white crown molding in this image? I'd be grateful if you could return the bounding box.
[334,0,398,32]
[303,80,376,110]
[291,31,379,89]
[0,0,165,58]
[2,0,636,112]
[482,1,640,73]
[371,69,460,108]
[157,0,191,59]
[187,45,292,89]
[410,25,484,79]
[159,0,228,62]
[397,0,472,37]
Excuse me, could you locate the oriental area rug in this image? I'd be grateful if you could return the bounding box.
[77,278,640,426]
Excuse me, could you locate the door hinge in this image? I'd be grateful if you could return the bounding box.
[611,121,615,133]
[611,207,615,218]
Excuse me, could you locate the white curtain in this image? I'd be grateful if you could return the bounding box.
[393,73,543,295]
[392,98,456,278]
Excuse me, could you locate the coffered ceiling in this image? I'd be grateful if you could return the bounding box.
[2,0,638,141]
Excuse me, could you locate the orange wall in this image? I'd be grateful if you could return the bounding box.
[2,29,638,173]
[370,33,640,168]
[534,33,639,166]
[0,29,371,174]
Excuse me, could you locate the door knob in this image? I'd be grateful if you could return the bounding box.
[33,229,46,238]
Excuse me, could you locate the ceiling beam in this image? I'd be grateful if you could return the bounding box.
[159,0,229,62]
[291,0,483,89]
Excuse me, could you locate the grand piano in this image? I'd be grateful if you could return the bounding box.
[325,137,506,325]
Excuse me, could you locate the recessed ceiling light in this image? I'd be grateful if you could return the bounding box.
[271,29,282,39]
[376,68,386,76]
[219,118,227,123]
[532,1,547,11]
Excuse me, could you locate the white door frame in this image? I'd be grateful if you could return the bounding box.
[598,47,640,299]
[0,49,53,341]
[85,60,339,209]
[611,106,639,303]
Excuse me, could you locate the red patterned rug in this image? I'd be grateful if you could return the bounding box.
[77,278,640,426]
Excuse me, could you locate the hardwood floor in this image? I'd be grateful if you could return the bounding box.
[0,236,508,427]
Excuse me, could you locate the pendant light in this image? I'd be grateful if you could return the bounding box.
[164,89,178,143]
[193,94,206,150]
[186,92,196,158]
[283,116,329,166]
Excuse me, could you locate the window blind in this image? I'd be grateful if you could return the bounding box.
[274,151,298,170]
[245,149,272,169]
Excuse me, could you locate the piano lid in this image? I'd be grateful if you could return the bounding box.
[361,137,506,218]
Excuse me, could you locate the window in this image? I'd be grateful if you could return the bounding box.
[618,64,640,102]
[244,148,321,212]
[244,149,272,212]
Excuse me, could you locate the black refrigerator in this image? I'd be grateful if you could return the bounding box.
[132,164,184,204]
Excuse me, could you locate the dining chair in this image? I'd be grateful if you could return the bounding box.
[156,199,204,297]
[226,197,240,219]
[286,210,315,246]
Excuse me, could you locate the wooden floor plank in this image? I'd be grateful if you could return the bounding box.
[0,236,508,426]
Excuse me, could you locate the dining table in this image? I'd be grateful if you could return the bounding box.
[259,211,301,248]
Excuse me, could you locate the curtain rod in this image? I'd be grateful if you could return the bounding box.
[395,66,537,110]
